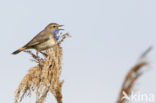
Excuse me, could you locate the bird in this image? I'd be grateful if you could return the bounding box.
[12,23,64,55]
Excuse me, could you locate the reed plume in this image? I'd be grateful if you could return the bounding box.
[116,47,152,103]
[15,33,70,103]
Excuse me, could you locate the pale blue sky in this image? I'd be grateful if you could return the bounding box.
[0,0,156,103]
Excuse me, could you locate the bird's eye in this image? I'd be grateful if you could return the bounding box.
[53,26,56,28]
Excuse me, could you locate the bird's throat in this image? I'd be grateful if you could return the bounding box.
[54,29,60,40]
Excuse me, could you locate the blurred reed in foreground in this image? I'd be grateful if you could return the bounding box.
[117,47,152,103]
[15,33,70,103]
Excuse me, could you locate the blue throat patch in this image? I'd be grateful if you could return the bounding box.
[54,29,60,40]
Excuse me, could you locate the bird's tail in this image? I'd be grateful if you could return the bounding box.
[12,47,26,55]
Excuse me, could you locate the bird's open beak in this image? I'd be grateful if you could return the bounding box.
[58,25,64,30]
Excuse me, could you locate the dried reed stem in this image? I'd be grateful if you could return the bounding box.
[15,33,70,103]
[116,47,152,103]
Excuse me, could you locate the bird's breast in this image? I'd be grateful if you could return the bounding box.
[36,37,56,51]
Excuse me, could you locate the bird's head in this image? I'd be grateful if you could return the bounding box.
[46,23,64,32]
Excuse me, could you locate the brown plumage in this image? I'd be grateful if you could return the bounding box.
[12,23,63,55]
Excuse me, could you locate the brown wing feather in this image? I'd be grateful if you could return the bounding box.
[24,30,50,48]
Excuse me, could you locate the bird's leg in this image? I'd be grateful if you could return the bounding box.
[36,50,39,57]
[40,51,47,57]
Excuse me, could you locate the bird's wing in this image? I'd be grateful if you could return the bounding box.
[24,30,50,48]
